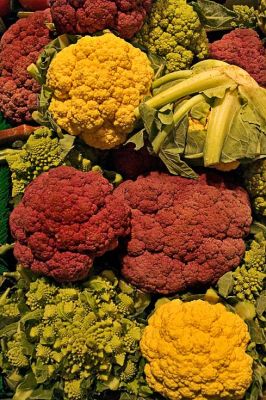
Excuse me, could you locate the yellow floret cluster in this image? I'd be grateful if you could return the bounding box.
[47,33,154,149]
[140,299,253,400]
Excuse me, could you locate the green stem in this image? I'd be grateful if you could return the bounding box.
[204,89,241,166]
[135,69,233,118]
[152,94,205,154]
[152,70,193,89]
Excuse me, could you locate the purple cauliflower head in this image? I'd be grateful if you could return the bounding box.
[114,171,252,294]
[49,0,152,39]
[209,28,266,87]
[10,166,130,282]
[0,9,52,124]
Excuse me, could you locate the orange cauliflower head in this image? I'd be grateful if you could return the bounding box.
[46,33,154,149]
[140,299,253,400]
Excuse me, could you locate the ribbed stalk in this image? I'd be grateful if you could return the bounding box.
[152,70,193,89]
[135,68,234,118]
[204,89,241,166]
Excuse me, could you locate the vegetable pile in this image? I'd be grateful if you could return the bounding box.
[0,1,265,400]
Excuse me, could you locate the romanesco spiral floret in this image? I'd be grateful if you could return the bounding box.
[233,266,265,302]
[232,5,259,28]
[7,345,29,368]
[244,239,266,272]
[121,360,138,382]
[5,127,73,198]
[0,270,150,398]
[244,160,266,218]
[137,0,209,72]
[1,303,20,318]
[26,278,57,310]
[64,379,85,400]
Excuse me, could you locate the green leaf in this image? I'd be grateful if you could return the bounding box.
[159,147,198,178]
[33,360,49,384]
[256,294,266,317]
[29,388,53,400]
[217,272,234,298]
[191,0,237,30]
[13,373,37,400]
[134,291,151,316]
[0,322,18,338]
[126,130,145,151]
[247,320,266,344]
[20,310,43,324]
[139,103,159,142]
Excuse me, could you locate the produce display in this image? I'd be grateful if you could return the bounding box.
[0,1,265,400]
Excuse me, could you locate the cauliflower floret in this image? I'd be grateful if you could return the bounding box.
[0,10,52,123]
[49,0,152,39]
[140,299,253,400]
[47,33,154,149]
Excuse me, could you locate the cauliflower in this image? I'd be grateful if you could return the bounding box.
[46,33,154,149]
[9,166,130,282]
[0,10,52,124]
[0,269,151,399]
[209,29,266,87]
[244,159,266,218]
[49,0,152,39]
[136,0,209,73]
[3,127,74,198]
[140,299,253,400]
[114,171,252,294]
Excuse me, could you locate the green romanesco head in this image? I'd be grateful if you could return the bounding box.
[233,266,266,302]
[137,0,209,72]
[0,270,151,399]
[231,5,258,28]
[244,239,266,272]
[5,127,73,198]
[244,160,266,218]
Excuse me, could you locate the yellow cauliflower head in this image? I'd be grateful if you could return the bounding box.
[140,299,253,400]
[46,33,154,149]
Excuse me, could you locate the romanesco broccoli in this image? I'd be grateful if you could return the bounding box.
[244,160,266,218]
[4,127,74,198]
[233,266,265,302]
[137,0,209,73]
[0,269,151,400]
[231,229,266,302]
[231,5,259,29]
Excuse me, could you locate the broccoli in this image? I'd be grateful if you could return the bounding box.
[136,0,209,73]
[244,159,266,218]
[1,127,74,199]
[0,269,151,399]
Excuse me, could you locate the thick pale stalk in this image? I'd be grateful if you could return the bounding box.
[152,70,193,89]
[135,69,234,118]
[204,89,241,166]
[152,94,205,154]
